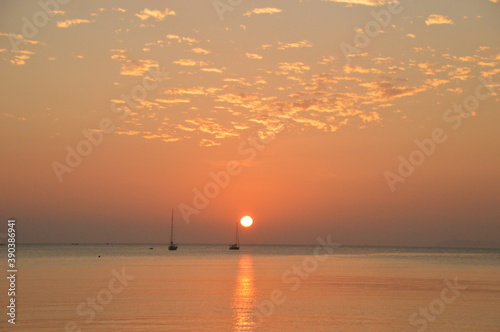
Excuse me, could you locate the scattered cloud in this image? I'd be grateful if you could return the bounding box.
[361,81,427,101]
[244,8,283,16]
[56,19,92,28]
[246,53,263,60]
[276,40,313,50]
[347,52,369,58]
[165,34,199,45]
[447,88,463,94]
[135,8,176,21]
[117,58,159,76]
[424,78,449,87]
[343,64,382,74]
[190,47,211,55]
[164,86,214,96]
[156,98,191,104]
[278,62,311,74]
[201,67,224,74]
[448,67,471,80]
[322,0,398,6]
[172,59,208,66]
[318,56,336,65]
[425,14,454,25]
[199,139,220,147]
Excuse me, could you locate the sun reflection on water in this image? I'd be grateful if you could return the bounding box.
[231,254,256,331]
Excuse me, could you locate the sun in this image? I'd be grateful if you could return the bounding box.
[240,216,253,227]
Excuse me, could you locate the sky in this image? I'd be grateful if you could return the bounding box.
[0,0,499,246]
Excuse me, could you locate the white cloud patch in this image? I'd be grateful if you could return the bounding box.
[246,53,263,60]
[135,8,176,21]
[244,8,283,16]
[425,14,454,25]
[56,19,92,28]
[323,0,398,6]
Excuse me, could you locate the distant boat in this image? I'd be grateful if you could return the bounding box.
[229,221,240,250]
[168,209,178,251]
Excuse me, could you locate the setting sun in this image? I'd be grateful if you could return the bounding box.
[240,216,253,227]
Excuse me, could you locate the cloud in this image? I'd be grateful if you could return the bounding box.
[278,62,311,74]
[10,55,30,65]
[135,8,176,21]
[244,8,283,16]
[185,118,239,139]
[56,19,92,28]
[293,117,332,131]
[115,130,141,136]
[6,50,35,66]
[448,67,471,80]
[447,88,463,94]
[425,14,454,25]
[156,98,191,104]
[164,86,216,96]
[361,82,427,101]
[277,40,313,50]
[359,111,381,123]
[424,78,449,87]
[343,64,382,74]
[318,56,336,65]
[199,139,220,147]
[216,93,258,105]
[201,67,224,73]
[323,0,398,6]
[165,35,199,44]
[172,59,208,66]
[120,59,159,76]
[108,50,161,76]
[246,53,263,60]
[347,52,369,58]
[480,68,500,78]
[190,47,211,54]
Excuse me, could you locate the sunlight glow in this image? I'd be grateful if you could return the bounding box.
[240,216,253,227]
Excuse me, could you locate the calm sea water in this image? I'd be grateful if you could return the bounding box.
[1,244,499,331]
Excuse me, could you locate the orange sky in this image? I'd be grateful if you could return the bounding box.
[0,0,499,246]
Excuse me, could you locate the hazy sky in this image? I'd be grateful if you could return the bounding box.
[1,0,499,246]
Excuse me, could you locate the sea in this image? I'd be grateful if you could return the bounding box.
[1,244,499,331]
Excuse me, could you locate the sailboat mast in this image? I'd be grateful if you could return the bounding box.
[235,221,239,246]
[170,209,174,244]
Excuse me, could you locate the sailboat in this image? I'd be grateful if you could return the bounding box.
[168,209,178,251]
[229,221,240,250]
